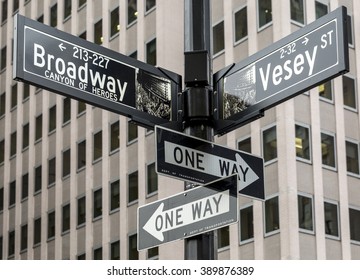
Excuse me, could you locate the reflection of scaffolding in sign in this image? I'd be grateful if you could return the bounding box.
[136,69,172,119]
[223,65,256,119]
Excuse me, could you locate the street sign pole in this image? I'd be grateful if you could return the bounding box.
[183,0,216,260]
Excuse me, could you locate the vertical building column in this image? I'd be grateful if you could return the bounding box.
[273,0,300,259]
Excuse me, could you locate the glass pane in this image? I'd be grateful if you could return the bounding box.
[213,21,224,54]
[258,0,272,28]
[298,195,313,231]
[324,202,339,237]
[321,133,335,168]
[295,125,310,160]
[290,0,304,24]
[235,7,247,42]
[240,206,254,241]
[265,196,279,233]
[263,126,277,162]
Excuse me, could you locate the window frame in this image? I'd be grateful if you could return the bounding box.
[262,124,277,165]
[264,194,280,237]
[237,135,252,154]
[93,130,102,163]
[298,192,314,234]
[345,139,360,177]
[145,37,157,66]
[93,187,103,220]
[295,123,312,164]
[233,5,248,46]
[128,170,138,205]
[349,205,360,244]
[290,0,305,26]
[110,179,120,212]
[146,162,158,196]
[212,19,225,57]
[320,131,337,171]
[342,74,357,112]
[110,7,120,39]
[239,204,254,244]
[77,195,86,227]
[324,199,340,240]
[257,0,273,31]
[110,120,120,154]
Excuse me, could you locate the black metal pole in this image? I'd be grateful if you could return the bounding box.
[183,0,217,260]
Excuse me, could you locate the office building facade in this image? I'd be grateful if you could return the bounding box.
[0,0,360,260]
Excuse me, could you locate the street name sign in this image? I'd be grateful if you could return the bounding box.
[13,14,181,129]
[138,175,238,251]
[214,6,349,135]
[156,126,264,200]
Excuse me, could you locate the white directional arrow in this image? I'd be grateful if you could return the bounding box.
[164,141,259,189]
[302,36,309,45]
[143,189,230,241]
[59,43,66,51]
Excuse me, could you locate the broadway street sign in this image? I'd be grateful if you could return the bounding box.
[214,6,349,135]
[13,14,181,129]
[138,175,238,251]
[156,126,264,200]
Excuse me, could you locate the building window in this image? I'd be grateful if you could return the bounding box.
[321,132,336,169]
[265,196,279,234]
[8,230,15,257]
[128,171,138,203]
[238,137,251,153]
[110,240,120,260]
[48,211,56,239]
[13,0,19,12]
[22,173,28,200]
[290,0,305,25]
[240,205,254,242]
[128,234,138,260]
[22,123,29,150]
[110,7,120,38]
[110,121,120,152]
[94,19,103,45]
[34,217,41,245]
[77,196,86,226]
[318,80,332,101]
[21,224,27,251]
[128,121,137,143]
[129,50,137,59]
[93,131,102,162]
[258,0,272,29]
[347,15,353,47]
[0,236,2,260]
[218,226,230,249]
[146,38,156,66]
[110,180,120,211]
[77,253,86,260]
[9,181,16,207]
[346,140,359,175]
[48,157,56,186]
[10,131,16,157]
[34,165,42,193]
[0,46,6,71]
[78,101,86,115]
[147,247,158,259]
[324,201,339,238]
[62,204,70,233]
[93,247,102,260]
[50,3,57,27]
[0,92,5,117]
[35,114,42,141]
[63,97,71,124]
[93,188,102,219]
[147,163,157,195]
[146,0,156,12]
[128,0,137,25]
[298,194,313,232]
[23,83,30,100]
[349,207,360,242]
[262,126,277,163]
[11,84,17,109]
[295,124,311,161]
[49,105,56,133]
[234,6,248,43]
[343,76,356,110]
[213,21,224,55]
[64,0,71,20]
[0,187,3,211]
[0,139,4,164]
[315,1,328,19]
[62,149,71,178]
[77,140,86,170]
[1,0,7,23]
[79,0,86,8]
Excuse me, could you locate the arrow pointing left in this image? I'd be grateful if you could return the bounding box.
[59,43,66,51]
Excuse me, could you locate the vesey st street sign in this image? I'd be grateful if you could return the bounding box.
[13,14,181,129]
[138,175,238,251]
[156,126,264,200]
[214,6,349,135]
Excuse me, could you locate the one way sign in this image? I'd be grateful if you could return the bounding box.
[138,175,238,251]
[156,126,264,200]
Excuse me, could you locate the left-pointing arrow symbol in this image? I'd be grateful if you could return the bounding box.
[59,43,66,51]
